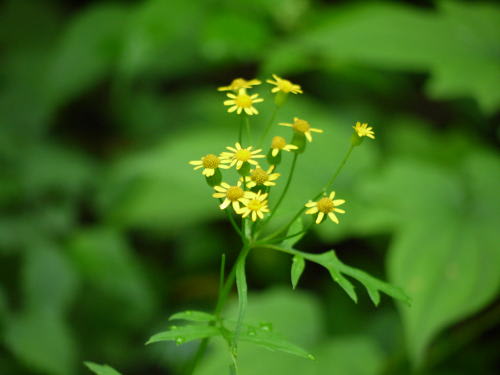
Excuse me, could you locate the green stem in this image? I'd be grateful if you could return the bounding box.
[266,152,299,223]
[244,116,252,145]
[322,144,354,195]
[258,105,279,147]
[238,116,244,145]
[262,144,355,242]
[186,244,249,375]
[233,244,251,350]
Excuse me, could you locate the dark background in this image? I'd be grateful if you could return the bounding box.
[0,0,499,374]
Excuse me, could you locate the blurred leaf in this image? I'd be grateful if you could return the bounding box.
[67,228,155,322]
[23,243,78,313]
[46,3,129,107]
[169,310,215,322]
[280,2,500,113]
[290,255,305,290]
[313,336,384,375]
[381,151,500,363]
[3,309,76,375]
[84,362,123,375]
[201,10,271,62]
[146,324,220,345]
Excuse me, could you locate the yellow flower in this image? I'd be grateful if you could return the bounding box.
[279,117,323,142]
[270,136,298,157]
[244,165,280,188]
[212,181,251,211]
[223,89,264,115]
[267,74,303,94]
[189,154,230,177]
[220,142,265,170]
[218,78,261,92]
[304,191,346,224]
[353,122,375,139]
[238,190,270,221]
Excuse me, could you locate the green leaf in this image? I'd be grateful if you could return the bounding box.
[46,4,130,107]
[67,228,155,322]
[235,251,249,342]
[285,2,500,113]
[310,251,358,303]
[290,256,305,290]
[238,324,314,360]
[146,324,220,345]
[84,362,123,375]
[23,243,78,313]
[265,245,410,305]
[4,309,76,375]
[334,253,410,306]
[169,310,215,322]
[382,151,500,363]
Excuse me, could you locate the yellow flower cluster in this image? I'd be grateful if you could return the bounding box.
[189,75,377,225]
[189,142,273,222]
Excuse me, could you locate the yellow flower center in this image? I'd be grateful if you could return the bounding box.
[235,149,251,161]
[271,136,286,149]
[202,154,220,168]
[278,79,293,93]
[317,198,334,213]
[247,199,264,211]
[235,94,252,108]
[226,186,244,201]
[250,168,269,184]
[293,119,310,133]
[231,78,247,90]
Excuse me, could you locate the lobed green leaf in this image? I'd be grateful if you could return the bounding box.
[146,324,220,345]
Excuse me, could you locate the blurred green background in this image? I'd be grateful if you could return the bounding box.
[1,0,499,374]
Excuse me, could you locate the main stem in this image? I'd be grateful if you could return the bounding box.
[261,144,355,242]
[186,242,249,375]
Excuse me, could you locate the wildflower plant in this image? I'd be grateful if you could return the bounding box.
[146,75,411,374]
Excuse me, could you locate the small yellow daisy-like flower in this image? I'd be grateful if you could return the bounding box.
[270,136,298,157]
[244,165,280,188]
[279,117,323,142]
[212,181,251,211]
[353,122,375,139]
[304,191,346,224]
[223,89,264,115]
[220,142,265,170]
[238,190,270,221]
[217,78,261,92]
[189,154,230,177]
[267,74,303,94]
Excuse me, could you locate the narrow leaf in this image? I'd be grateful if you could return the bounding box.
[291,256,306,290]
[334,252,411,306]
[146,325,220,345]
[169,310,215,322]
[313,252,358,303]
[239,327,314,360]
[84,362,122,375]
[235,254,248,343]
